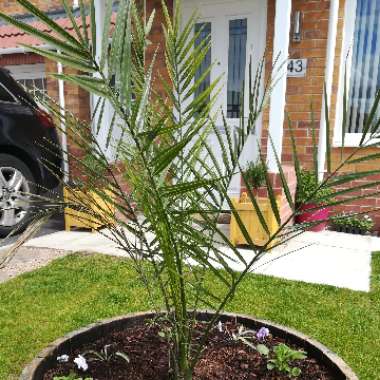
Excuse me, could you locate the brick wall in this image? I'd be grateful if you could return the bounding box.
[330,149,380,227]
[262,0,330,167]
[261,0,330,167]
[282,0,330,166]
[62,65,91,179]
[146,0,173,98]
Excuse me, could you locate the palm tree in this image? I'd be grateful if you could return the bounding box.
[1,1,380,378]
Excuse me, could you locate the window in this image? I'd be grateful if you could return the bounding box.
[17,77,47,99]
[346,0,380,134]
[194,22,211,111]
[227,18,247,119]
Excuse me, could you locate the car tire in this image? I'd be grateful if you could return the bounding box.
[0,154,37,238]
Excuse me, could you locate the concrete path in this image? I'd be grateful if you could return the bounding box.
[1,227,377,292]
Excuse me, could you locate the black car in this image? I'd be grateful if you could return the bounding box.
[0,67,62,237]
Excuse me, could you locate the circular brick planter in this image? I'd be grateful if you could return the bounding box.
[20,311,358,380]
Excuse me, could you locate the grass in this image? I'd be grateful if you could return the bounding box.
[0,253,379,379]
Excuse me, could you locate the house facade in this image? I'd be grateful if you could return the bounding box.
[1,0,380,228]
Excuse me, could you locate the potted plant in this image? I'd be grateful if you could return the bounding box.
[295,169,332,232]
[359,215,375,234]
[232,160,300,246]
[331,212,374,235]
[5,0,380,378]
[241,160,267,195]
[231,160,280,246]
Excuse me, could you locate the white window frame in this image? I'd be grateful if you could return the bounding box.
[333,0,380,147]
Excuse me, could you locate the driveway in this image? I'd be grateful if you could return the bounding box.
[0,213,65,248]
[0,213,66,282]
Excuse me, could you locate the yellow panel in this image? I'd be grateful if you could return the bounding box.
[230,195,281,248]
[63,187,115,232]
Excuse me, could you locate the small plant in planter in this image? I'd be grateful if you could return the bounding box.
[331,212,374,235]
[267,344,306,377]
[295,169,333,232]
[3,0,379,378]
[360,215,375,234]
[232,160,277,246]
[242,160,267,193]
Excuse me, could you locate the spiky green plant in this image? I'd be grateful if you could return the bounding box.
[2,1,380,379]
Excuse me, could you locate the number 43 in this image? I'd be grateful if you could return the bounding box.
[288,59,305,74]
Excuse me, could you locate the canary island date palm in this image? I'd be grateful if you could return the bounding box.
[1,1,380,379]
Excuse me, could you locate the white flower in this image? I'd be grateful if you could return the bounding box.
[217,321,223,333]
[74,354,88,371]
[57,354,69,363]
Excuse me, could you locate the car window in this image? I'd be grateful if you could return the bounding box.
[0,68,36,105]
[0,83,15,103]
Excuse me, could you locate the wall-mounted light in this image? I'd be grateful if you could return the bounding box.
[293,11,302,42]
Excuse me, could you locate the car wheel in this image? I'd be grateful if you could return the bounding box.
[0,154,37,238]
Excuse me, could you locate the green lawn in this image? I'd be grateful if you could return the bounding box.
[0,253,379,379]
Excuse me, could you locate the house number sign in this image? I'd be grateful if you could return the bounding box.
[287,58,308,77]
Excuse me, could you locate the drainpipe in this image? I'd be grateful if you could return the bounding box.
[93,0,107,156]
[317,0,339,180]
[57,55,69,183]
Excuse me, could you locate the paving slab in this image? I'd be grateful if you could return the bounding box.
[251,239,372,292]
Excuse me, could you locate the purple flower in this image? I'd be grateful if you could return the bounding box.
[256,327,270,342]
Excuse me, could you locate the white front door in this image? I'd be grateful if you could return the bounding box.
[182,0,267,196]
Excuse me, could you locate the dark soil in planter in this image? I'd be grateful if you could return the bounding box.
[44,320,336,380]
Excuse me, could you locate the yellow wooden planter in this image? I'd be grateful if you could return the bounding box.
[64,187,115,232]
[230,193,281,247]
